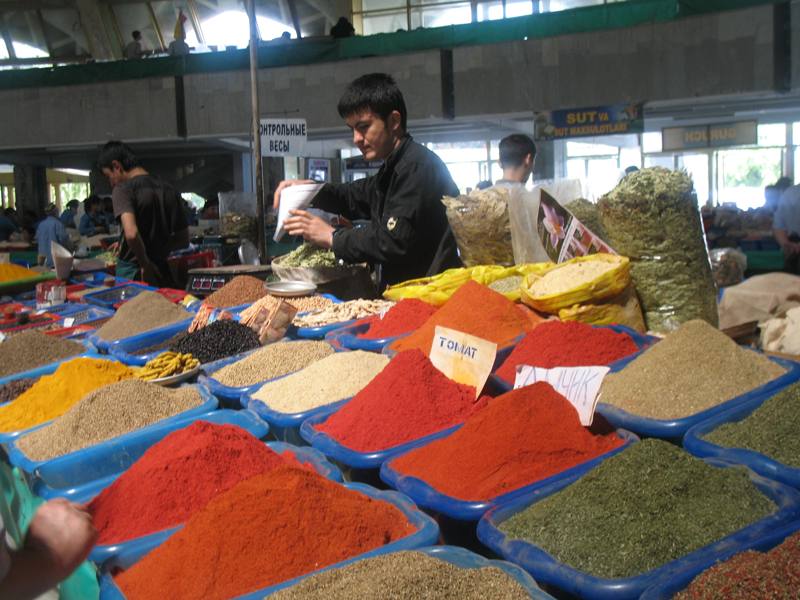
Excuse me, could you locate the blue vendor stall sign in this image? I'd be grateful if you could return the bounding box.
[534,103,643,141]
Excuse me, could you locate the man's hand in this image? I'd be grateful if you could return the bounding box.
[273,179,316,209]
[284,210,335,249]
[24,499,97,582]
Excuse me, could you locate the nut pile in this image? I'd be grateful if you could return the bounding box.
[293,300,394,328]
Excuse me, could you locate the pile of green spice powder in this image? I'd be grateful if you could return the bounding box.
[673,529,800,599]
[705,382,800,466]
[498,440,775,579]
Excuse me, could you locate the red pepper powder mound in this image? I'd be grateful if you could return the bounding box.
[359,299,438,340]
[390,281,539,354]
[114,467,417,600]
[675,529,800,599]
[391,382,625,502]
[89,421,300,544]
[495,320,639,383]
[316,349,483,452]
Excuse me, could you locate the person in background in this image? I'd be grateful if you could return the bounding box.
[123,31,144,59]
[101,197,115,227]
[764,184,781,212]
[494,134,537,188]
[59,200,79,229]
[36,204,71,267]
[330,17,355,38]
[79,195,107,237]
[475,180,493,190]
[97,141,189,286]
[168,10,190,57]
[772,178,800,273]
[0,209,19,242]
[274,73,461,290]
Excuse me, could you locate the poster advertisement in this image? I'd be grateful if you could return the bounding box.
[537,190,616,263]
[534,103,644,141]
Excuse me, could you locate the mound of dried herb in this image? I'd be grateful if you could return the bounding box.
[564,198,606,240]
[598,168,718,332]
[499,439,775,579]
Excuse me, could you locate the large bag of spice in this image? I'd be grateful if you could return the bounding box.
[598,168,718,333]
[442,187,514,267]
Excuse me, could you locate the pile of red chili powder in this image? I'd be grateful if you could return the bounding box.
[389,382,625,502]
[358,299,438,340]
[115,467,416,600]
[89,421,300,544]
[314,349,483,452]
[390,281,541,354]
[494,320,640,384]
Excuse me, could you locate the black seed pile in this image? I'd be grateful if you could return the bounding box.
[171,320,260,364]
[0,377,37,404]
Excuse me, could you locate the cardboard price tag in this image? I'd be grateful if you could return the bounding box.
[514,365,610,426]
[63,317,75,328]
[429,326,497,396]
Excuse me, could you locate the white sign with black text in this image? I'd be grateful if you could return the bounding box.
[259,118,307,157]
[514,365,610,426]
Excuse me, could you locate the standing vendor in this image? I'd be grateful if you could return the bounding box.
[97,141,189,286]
[273,73,461,289]
[773,181,800,273]
[36,204,71,268]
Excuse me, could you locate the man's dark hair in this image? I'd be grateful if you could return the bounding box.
[66,199,80,210]
[499,134,536,168]
[337,73,407,131]
[775,176,793,190]
[97,141,141,171]
[132,30,141,40]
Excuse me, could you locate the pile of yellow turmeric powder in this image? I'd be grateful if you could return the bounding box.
[0,263,38,283]
[0,358,136,433]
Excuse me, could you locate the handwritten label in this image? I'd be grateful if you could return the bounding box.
[63,317,75,328]
[514,365,610,425]
[430,326,497,397]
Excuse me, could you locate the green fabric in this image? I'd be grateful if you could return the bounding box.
[0,0,782,91]
[0,463,99,600]
[115,258,139,281]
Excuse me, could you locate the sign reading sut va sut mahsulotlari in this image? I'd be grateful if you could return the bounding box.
[534,103,644,141]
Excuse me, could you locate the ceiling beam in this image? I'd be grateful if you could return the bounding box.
[0,14,16,59]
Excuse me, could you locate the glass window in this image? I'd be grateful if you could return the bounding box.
[151,2,201,49]
[566,158,586,181]
[566,141,617,157]
[489,140,501,160]
[717,148,782,209]
[677,153,709,205]
[545,0,604,12]
[491,162,503,183]
[586,158,620,199]
[0,40,8,60]
[619,147,642,170]
[411,3,472,29]
[642,132,662,153]
[794,122,800,145]
[644,155,674,169]
[363,0,406,9]
[40,9,90,58]
[477,1,504,21]
[112,4,161,53]
[506,0,534,17]
[363,11,408,34]
[758,123,786,147]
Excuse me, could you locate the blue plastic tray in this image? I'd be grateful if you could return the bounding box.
[490,324,658,393]
[57,439,342,567]
[56,306,115,327]
[683,392,800,489]
[325,318,407,352]
[198,339,334,403]
[32,409,270,499]
[301,410,464,471]
[0,351,107,445]
[95,318,193,362]
[83,283,156,309]
[97,482,440,598]
[380,429,638,521]
[476,458,800,600]
[70,274,129,287]
[595,355,800,441]
[640,519,800,599]
[6,384,218,486]
[290,318,356,340]
[244,393,351,443]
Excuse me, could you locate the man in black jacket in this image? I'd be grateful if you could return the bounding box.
[274,73,461,289]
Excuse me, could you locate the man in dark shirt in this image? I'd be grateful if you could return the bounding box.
[97,141,189,286]
[274,73,461,289]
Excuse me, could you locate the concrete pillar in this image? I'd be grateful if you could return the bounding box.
[234,153,253,193]
[533,140,556,181]
[13,165,48,219]
[76,0,117,61]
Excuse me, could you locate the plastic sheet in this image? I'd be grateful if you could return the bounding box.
[595,355,800,440]
[683,394,800,490]
[5,384,218,485]
[380,430,637,521]
[477,458,800,600]
[97,482,439,598]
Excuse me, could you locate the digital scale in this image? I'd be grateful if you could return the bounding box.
[186,265,273,297]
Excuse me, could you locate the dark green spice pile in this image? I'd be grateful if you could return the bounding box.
[499,439,775,579]
[675,530,800,599]
[172,319,260,364]
[269,551,531,599]
[705,382,800,467]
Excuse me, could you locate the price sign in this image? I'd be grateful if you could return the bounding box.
[514,365,610,425]
[429,326,497,396]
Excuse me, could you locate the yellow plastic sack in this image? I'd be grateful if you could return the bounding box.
[521,254,630,313]
[558,285,647,333]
